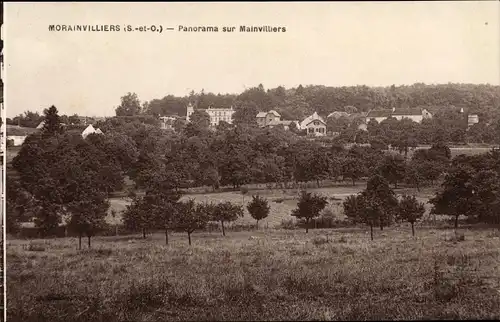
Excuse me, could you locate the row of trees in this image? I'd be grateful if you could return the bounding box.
[343,149,500,239]
[343,175,425,239]
[123,190,272,246]
[6,110,100,128]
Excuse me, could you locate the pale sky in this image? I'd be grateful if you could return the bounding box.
[4,2,500,117]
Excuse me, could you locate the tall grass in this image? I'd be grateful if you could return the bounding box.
[7,228,500,321]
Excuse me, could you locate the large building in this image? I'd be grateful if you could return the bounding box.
[186,103,235,127]
[365,107,432,124]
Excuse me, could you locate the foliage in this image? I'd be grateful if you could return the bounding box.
[291,191,328,233]
[246,195,270,226]
[210,201,244,236]
[42,105,64,136]
[115,92,142,116]
[398,195,426,236]
[173,199,211,245]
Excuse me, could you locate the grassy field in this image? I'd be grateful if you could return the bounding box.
[7,227,500,321]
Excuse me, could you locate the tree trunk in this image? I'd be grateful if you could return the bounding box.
[316,179,320,188]
[352,178,355,186]
[221,221,226,236]
[411,222,415,237]
[394,182,398,189]
[165,228,169,245]
[306,218,309,233]
[142,228,146,239]
[370,224,374,241]
[416,182,420,192]
[256,220,259,229]
[115,225,118,236]
[88,236,91,248]
[454,215,459,229]
[188,231,192,246]
[380,224,383,231]
[78,233,82,250]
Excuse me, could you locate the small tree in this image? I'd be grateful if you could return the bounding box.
[343,194,364,224]
[430,166,474,230]
[343,193,380,240]
[211,201,244,236]
[123,196,156,239]
[173,199,210,245]
[398,195,425,236]
[67,191,109,249]
[247,195,270,228]
[240,186,249,203]
[364,175,399,231]
[150,191,182,245]
[291,191,328,233]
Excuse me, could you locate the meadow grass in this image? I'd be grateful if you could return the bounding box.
[7,227,500,321]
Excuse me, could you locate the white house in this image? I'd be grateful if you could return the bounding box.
[300,112,327,136]
[365,108,432,124]
[81,124,103,139]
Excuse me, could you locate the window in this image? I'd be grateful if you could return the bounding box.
[308,128,314,133]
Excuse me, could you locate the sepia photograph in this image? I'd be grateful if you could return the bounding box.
[3,1,500,321]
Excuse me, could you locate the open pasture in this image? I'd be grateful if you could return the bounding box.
[7,227,500,321]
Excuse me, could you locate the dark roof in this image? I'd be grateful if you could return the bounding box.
[366,109,392,118]
[392,108,424,116]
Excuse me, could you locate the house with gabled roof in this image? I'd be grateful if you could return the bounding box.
[255,110,299,130]
[365,107,432,124]
[256,110,281,127]
[81,124,104,139]
[300,112,327,136]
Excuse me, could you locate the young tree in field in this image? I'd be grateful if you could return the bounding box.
[398,195,426,236]
[291,191,328,233]
[363,174,399,232]
[173,199,210,246]
[430,166,475,229]
[240,186,249,203]
[342,194,364,224]
[150,191,182,245]
[67,191,110,249]
[123,196,157,239]
[247,195,270,228]
[211,201,244,236]
[42,105,64,136]
[343,193,380,240]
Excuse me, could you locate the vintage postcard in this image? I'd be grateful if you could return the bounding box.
[3,2,500,321]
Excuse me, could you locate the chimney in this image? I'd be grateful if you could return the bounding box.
[392,107,395,113]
